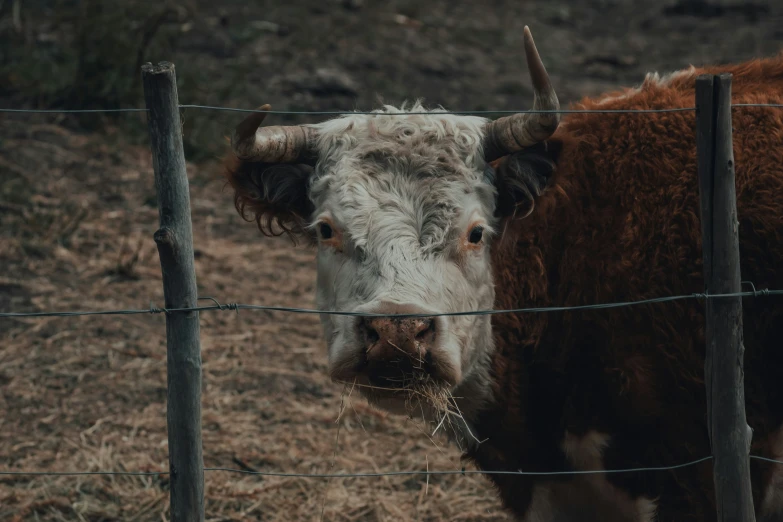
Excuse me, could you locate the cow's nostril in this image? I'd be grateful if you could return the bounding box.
[414,318,435,341]
[366,326,380,345]
[359,318,381,346]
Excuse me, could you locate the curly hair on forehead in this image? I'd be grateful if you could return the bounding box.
[312,101,490,172]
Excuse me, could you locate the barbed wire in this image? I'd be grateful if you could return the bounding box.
[0,108,149,114]
[179,106,701,115]
[1,455,781,479]
[1,103,782,116]
[0,289,780,320]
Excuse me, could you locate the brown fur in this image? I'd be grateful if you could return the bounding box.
[476,53,783,520]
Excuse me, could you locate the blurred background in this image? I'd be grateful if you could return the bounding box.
[3,0,782,161]
[1,1,782,520]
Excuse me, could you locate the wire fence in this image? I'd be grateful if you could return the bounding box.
[0,456,732,477]
[2,91,782,518]
[2,455,783,479]
[0,289,781,320]
[1,102,783,116]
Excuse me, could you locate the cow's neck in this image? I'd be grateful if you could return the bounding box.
[435,203,566,452]
[450,215,560,457]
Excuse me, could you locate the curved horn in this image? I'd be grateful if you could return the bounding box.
[483,26,560,162]
[231,104,319,165]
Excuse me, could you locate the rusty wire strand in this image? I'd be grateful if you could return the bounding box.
[1,103,782,116]
[1,456,782,478]
[0,289,780,320]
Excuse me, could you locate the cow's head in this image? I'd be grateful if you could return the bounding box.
[225,27,561,420]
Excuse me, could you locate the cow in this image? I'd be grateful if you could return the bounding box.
[221,26,783,522]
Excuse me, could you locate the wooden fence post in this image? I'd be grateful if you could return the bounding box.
[695,73,756,521]
[142,61,205,522]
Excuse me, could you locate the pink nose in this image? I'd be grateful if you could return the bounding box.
[358,315,438,386]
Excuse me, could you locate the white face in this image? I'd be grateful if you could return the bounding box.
[306,107,499,414]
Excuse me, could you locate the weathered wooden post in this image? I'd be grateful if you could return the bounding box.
[695,73,756,521]
[142,61,205,522]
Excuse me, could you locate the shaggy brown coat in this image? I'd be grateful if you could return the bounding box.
[478,55,783,520]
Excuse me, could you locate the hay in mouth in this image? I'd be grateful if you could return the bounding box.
[336,374,485,451]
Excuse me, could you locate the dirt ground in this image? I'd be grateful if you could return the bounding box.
[1,1,783,521]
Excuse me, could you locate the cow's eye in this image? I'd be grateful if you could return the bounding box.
[468,226,484,244]
[319,223,333,240]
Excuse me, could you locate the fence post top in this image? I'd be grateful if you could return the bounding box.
[141,62,175,75]
[696,73,733,81]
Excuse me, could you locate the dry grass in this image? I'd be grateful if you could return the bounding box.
[0,117,509,521]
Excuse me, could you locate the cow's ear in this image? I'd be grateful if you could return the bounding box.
[492,139,562,220]
[223,155,315,245]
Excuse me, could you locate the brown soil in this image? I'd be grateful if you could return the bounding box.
[1,0,782,520]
